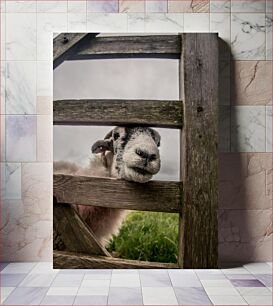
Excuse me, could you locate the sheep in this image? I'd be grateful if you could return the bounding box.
[54,126,161,249]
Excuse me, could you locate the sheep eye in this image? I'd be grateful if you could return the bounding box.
[157,141,160,147]
[113,132,120,140]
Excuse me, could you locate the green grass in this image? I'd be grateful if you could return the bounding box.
[106,211,179,263]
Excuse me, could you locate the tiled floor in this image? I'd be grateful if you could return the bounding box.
[0,262,272,305]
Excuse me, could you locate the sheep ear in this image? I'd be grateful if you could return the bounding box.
[104,130,114,140]
[151,128,161,147]
[103,127,127,141]
[91,139,113,154]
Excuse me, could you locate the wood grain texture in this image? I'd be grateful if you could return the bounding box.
[178,33,219,268]
[70,35,181,58]
[53,251,178,269]
[53,203,110,256]
[53,33,97,69]
[53,99,183,128]
[54,175,182,213]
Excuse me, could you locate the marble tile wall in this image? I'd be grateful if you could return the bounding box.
[0,0,272,263]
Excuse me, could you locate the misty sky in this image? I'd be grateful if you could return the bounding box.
[53,58,180,181]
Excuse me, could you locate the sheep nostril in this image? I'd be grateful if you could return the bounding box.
[149,154,157,161]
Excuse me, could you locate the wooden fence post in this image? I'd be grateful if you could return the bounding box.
[178,33,219,268]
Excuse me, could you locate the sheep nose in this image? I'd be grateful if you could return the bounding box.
[135,149,157,161]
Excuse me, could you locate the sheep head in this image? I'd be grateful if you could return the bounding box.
[92,127,161,183]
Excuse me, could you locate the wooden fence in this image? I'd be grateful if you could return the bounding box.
[53,33,218,269]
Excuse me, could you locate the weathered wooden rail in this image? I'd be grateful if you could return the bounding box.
[54,99,183,128]
[53,33,218,269]
[54,251,178,269]
[54,202,110,256]
[71,35,181,58]
[54,175,182,213]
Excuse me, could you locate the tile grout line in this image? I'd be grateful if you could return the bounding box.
[71,270,84,306]
[170,272,180,305]
[194,268,222,305]
[106,268,113,305]
[138,269,144,306]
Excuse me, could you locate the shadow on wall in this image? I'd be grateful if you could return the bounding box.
[218,38,272,266]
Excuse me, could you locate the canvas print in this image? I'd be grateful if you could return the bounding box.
[53,33,218,269]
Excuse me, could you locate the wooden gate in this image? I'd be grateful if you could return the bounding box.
[53,33,218,269]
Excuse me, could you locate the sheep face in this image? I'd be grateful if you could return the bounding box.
[92,127,161,183]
